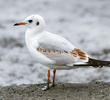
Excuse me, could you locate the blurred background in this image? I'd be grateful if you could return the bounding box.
[0,0,110,86]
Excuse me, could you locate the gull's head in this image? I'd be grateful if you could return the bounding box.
[14,14,45,32]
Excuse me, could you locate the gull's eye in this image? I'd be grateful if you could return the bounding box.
[28,20,33,23]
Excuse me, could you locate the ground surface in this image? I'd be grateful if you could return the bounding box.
[0,82,110,100]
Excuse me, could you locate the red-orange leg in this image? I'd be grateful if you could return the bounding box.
[52,69,56,87]
[47,70,50,88]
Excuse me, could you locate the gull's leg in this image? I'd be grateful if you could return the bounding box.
[52,69,56,87]
[47,69,50,88]
[41,69,50,91]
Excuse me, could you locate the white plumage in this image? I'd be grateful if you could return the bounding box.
[24,15,88,70]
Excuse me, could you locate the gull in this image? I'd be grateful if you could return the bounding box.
[14,14,110,90]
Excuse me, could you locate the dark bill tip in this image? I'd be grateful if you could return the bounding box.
[13,23,19,26]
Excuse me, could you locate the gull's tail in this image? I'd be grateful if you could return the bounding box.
[88,58,110,68]
[74,58,110,68]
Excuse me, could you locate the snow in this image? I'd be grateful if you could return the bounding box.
[0,0,110,86]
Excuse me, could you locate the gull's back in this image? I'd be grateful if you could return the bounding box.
[36,31,75,51]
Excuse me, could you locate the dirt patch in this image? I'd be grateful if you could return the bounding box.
[0,82,110,100]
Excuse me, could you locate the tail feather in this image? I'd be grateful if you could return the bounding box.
[88,58,110,68]
[73,58,110,68]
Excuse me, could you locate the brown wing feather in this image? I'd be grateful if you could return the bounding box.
[71,48,88,60]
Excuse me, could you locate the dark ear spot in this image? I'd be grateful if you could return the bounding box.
[36,21,40,26]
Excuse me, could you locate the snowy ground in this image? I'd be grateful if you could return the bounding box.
[0,0,110,86]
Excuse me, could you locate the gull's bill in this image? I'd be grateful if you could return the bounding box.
[14,22,27,26]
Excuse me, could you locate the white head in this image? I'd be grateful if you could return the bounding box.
[14,14,45,32]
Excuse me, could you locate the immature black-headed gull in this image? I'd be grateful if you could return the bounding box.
[14,14,110,90]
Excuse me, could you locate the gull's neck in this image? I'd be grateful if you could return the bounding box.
[26,27,44,39]
[25,27,44,47]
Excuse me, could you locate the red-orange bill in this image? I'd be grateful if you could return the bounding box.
[14,22,27,26]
